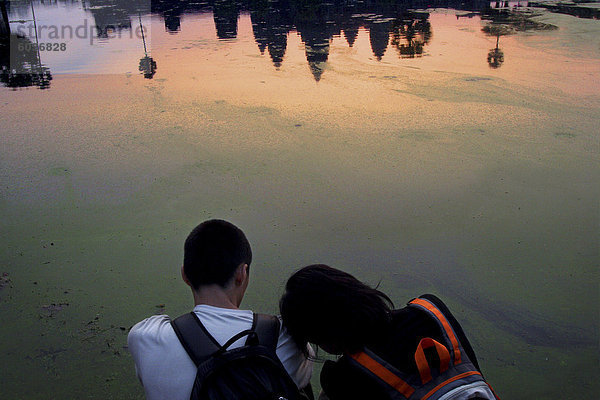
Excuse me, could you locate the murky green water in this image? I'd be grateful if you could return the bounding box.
[0,0,598,398]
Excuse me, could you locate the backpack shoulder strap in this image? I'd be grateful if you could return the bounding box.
[171,312,221,366]
[408,296,462,365]
[347,348,416,399]
[252,313,280,351]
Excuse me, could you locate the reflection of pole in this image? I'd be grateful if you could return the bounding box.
[139,13,147,56]
[138,13,156,79]
[1,1,10,40]
[30,0,42,72]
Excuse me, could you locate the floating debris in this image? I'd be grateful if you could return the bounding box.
[0,272,10,291]
[33,347,67,362]
[40,302,69,317]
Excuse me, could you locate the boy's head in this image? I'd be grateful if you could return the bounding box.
[183,219,252,290]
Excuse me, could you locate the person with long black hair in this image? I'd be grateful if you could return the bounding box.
[280,264,498,400]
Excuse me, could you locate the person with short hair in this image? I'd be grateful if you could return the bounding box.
[128,219,313,400]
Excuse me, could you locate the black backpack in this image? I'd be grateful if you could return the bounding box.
[171,312,305,400]
[346,296,499,400]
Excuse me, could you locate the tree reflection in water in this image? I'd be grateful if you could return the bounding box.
[487,30,504,68]
[480,6,558,69]
[391,12,431,58]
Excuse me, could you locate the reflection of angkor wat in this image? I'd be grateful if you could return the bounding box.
[152,0,553,80]
[4,0,565,81]
[150,0,445,80]
[147,0,562,79]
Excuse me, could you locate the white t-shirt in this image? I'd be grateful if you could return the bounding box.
[128,305,313,400]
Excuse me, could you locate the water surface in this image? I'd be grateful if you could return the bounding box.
[0,0,598,398]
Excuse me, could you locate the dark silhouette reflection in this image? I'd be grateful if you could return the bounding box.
[250,0,294,71]
[1,1,51,90]
[487,45,503,68]
[304,40,328,81]
[367,17,393,61]
[1,34,52,90]
[0,0,9,40]
[294,1,336,81]
[163,9,182,33]
[480,6,559,68]
[85,1,132,40]
[391,12,431,58]
[336,1,360,48]
[250,0,291,68]
[213,0,239,40]
[486,27,504,68]
[81,1,152,40]
[342,22,359,48]
[138,14,157,78]
[177,0,445,80]
[155,0,185,34]
[152,0,213,33]
[480,6,558,34]
[139,55,157,78]
[4,0,566,83]
[528,1,599,20]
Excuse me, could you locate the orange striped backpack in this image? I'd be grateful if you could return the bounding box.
[347,296,499,400]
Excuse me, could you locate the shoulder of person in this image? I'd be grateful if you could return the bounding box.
[396,294,454,318]
[417,293,448,308]
[128,314,172,345]
[411,294,461,325]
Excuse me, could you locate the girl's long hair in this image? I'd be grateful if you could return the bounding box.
[279,264,393,355]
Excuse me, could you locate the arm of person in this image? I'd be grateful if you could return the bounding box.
[276,318,315,392]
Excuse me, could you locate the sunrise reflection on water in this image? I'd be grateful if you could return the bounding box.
[0,1,598,399]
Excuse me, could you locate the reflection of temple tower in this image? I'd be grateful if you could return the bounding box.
[268,28,287,68]
[342,22,359,48]
[250,7,269,54]
[213,0,239,39]
[250,0,291,68]
[295,1,335,82]
[298,22,331,82]
[304,40,329,81]
[367,19,392,61]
